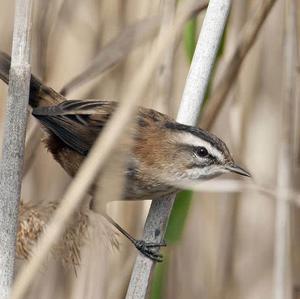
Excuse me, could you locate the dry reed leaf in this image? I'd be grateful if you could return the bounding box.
[60,17,159,96]
[60,1,209,96]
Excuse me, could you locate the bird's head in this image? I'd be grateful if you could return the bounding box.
[162,122,251,182]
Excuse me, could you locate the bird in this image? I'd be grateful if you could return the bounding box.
[0,51,250,261]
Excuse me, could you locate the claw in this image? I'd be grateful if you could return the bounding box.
[133,240,166,262]
[139,240,167,248]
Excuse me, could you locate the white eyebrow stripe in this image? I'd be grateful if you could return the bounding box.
[179,132,224,161]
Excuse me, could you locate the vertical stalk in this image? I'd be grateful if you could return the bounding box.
[0,0,33,298]
[125,1,231,298]
[177,0,230,125]
[273,0,297,298]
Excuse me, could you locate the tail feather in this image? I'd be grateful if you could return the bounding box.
[0,50,65,107]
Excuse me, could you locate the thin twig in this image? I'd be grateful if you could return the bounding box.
[155,0,176,114]
[125,1,231,298]
[0,0,33,298]
[200,0,278,130]
[10,1,198,298]
[163,179,300,209]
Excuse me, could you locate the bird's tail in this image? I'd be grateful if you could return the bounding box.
[0,51,10,85]
[0,51,66,107]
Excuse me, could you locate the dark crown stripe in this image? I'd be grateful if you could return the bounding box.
[164,121,224,153]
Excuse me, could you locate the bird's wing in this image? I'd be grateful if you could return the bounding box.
[32,100,117,155]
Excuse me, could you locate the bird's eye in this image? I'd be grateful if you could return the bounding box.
[195,146,208,157]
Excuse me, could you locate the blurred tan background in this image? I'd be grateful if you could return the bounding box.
[0,0,299,298]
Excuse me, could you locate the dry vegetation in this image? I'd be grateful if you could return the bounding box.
[0,0,299,298]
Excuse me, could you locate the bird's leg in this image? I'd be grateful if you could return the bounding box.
[102,213,166,262]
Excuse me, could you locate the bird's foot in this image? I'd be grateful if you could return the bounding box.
[133,240,167,262]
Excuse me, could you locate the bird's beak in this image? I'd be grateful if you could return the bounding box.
[225,164,251,177]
